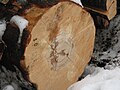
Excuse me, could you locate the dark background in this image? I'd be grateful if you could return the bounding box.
[117,0,120,14]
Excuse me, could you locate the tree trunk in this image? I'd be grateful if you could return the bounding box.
[23,1,95,90]
[81,0,115,11]
[82,0,117,20]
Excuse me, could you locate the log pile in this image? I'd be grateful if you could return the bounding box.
[0,0,117,90]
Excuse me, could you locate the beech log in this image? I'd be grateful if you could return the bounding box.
[24,2,95,90]
[83,0,117,20]
[81,0,115,11]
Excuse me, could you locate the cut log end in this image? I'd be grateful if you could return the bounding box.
[24,1,95,90]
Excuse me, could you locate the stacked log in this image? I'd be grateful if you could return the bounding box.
[81,0,117,20]
[81,0,115,11]
[24,1,95,90]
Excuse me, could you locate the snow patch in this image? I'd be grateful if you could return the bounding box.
[2,85,14,90]
[71,0,83,7]
[0,20,6,41]
[10,15,28,43]
[67,68,120,90]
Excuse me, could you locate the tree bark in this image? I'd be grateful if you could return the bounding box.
[81,0,115,11]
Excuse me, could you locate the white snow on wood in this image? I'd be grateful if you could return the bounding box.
[10,15,28,43]
[0,20,6,41]
[2,85,14,90]
[67,68,120,90]
[71,0,83,7]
